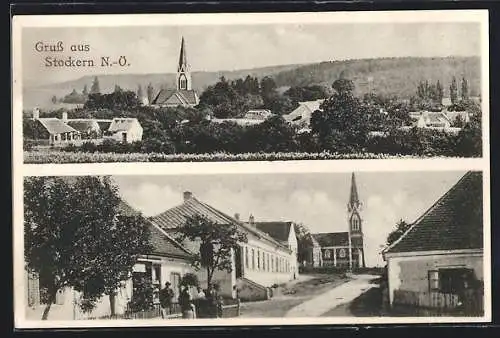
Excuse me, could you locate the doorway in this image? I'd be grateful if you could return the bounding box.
[234,246,242,278]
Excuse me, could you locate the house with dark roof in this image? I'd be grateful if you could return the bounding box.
[32,117,81,146]
[25,198,194,320]
[150,192,297,301]
[311,173,366,269]
[151,37,199,108]
[382,172,484,313]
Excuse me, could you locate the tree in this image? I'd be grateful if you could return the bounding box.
[293,223,313,264]
[147,83,155,103]
[24,176,153,320]
[461,77,469,101]
[386,219,411,247]
[114,85,123,93]
[450,76,458,105]
[51,95,57,104]
[90,76,101,94]
[137,84,144,99]
[435,80,444,104]
[175,214,247,290]
[82,85,89,96]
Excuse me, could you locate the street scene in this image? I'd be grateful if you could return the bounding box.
[22,171,485,322]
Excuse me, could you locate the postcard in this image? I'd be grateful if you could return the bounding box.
[12,10,491,329]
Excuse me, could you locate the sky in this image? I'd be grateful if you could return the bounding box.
[112,170,468,267]
[21,22,481,87]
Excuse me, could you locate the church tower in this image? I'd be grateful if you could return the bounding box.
[176,37,192,91]
[347,173,365,268]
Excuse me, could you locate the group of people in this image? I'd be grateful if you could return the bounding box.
[158,281,224,319]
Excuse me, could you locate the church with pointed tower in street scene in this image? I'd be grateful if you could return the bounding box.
[150,37,200,108]
[312,173,366,269]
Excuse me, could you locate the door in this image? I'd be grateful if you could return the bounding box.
[122,132,127,143]
[234,246,242,278]
[170,272,181,304]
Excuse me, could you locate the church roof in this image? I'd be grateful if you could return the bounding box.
[152,89,198,106]
[313,232,363,248]
[254,222,293,243]
[384,171,483,255]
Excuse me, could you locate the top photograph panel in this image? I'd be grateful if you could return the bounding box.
[13,11,488,164]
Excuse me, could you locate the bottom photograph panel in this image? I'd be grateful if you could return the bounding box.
[19,170,487,325]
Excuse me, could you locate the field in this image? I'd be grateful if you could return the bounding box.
[22,150,440,164]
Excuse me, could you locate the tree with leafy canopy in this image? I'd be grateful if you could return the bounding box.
[24,176,153,320]
[147,83,155,103]
[82,85,89,96]
[386,219,412,247]
[174,214,247,290]
[310,78,368,152]
[90,76,101,94]
[51,95,57,104]
[450,76,458,105]
[137,84,144,99]
[461,77,469,101]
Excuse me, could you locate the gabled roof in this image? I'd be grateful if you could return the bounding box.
[37,118,78,135]
[150,196,291,252]
[117,200,192,260]
[384,171,483,255]
[152,89,198,106]
[254,222,293,243]
[66,120,101,133]
[284,99,324,125]
[108,118,141,132]
[313,232,349,247]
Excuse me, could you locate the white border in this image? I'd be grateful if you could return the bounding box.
[12,9,491,328]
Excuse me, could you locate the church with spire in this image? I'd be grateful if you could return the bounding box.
[311,173,366,269]
[150,37,200,108]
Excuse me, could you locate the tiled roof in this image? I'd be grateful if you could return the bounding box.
[152,89,198,106]
[254,222,292,243]
[385,171,483,254]
[313,232,349,247]
[150,196,291,251]
[66,120,101,133]
[37,118,78,135]
[117,200,192,260]
[108,118,140,132]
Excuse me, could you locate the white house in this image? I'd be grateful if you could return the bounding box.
[25,201,195,320]
[34,118,81,146]
[382,172,484,314]
[150,192,298,301]
[106,118,143,143]
[283,99,324,129]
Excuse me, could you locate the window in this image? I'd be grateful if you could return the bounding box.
[245,247,249,268]
[276,257,279,272]
[324,249,331,259]
[267,255,270,272]
[352,217,360,231]
[251,249,255,270]
[257,250,260,270]
[429,270,439,291]
[262,253,266,271]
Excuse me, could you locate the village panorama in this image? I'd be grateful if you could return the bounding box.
[22,171,485,321]
[22,37,482,163]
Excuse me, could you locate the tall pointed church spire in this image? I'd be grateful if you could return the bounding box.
[176,36,192,91]
[348,172,360,211]
[178,36,187,72]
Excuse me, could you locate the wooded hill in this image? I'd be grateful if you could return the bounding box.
[24,56,480,110]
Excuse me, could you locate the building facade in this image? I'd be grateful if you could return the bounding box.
[312,173,366,269]
[150,192,297,301]
[383,172,484,314]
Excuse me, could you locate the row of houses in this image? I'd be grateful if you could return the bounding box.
[28,109,143,146]
[25,190,299,320]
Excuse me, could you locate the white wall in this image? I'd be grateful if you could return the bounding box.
[240,237,296,287]
[386,251,483,305]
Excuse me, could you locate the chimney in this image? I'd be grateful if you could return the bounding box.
[62,111,68,122]
[32,108,40,120]
[183,191,193,202]
[249,214,254,225]
[234,213,240,221]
